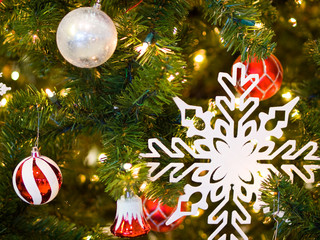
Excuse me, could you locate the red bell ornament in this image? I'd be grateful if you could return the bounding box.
[233,54,283,100]
[12,147,62,205]
[142,197,186,232]
[111,194,151,238]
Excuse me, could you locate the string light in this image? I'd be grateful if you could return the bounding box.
[173,27,178,35]
[0,98,7,107]
[46,88,60,105]
[11,71,19,81]
[135,32,154,58]
[255,22,264,29]
[193,49,206,71]
[45,88,54,98]
[90,175,99,182]
[135,42,149,57]
[235,97,241,109]
[291,109,300,118]
[252,207,260,213]
[123,163,132,171]
[159,47,171,54]
[288,18,297,27]
[192,209,204,217]
[194,54,204,63]
[167,74,175,82]
[98,153,108,163]
[32,34,39,44]
[295,0,302,4]
[140,182,147,191]
[282,91,292,100]
[60,88,70,97]
[132,167,140,178]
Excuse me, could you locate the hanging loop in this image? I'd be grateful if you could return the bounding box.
[35,104,41,148]
[126,0,143,13]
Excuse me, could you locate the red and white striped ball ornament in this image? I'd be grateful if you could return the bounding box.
[12,147,62,205]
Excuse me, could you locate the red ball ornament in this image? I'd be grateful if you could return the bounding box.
[233,54,283,100]
[12,147,62,205]
[142,197,186,232]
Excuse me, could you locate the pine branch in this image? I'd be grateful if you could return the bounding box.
[204,0,277,60]
[1,215,86,240]
[260,173,320,239]
[304,40,320,67]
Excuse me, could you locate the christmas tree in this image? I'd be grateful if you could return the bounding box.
[1,0,320,239]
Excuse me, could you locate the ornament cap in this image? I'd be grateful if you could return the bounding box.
[111,194,151,238]
[31,147,39,158]
[93,0,101,10]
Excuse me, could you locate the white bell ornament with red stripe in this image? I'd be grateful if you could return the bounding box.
[12,147,62,205]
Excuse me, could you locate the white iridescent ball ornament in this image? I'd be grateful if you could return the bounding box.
[56,4,117,68]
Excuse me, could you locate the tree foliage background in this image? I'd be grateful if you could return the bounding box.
[1,0,320,239]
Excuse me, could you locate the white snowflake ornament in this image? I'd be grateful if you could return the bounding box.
[140,62,320,240]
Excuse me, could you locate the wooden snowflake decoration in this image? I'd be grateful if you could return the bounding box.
[140,63,320,240]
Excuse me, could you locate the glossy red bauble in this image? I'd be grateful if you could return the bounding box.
[142,197,186,232]
[233,54,283,100]
[12,147,62,205]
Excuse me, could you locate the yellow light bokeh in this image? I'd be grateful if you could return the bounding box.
[282,91,292,100]
[289,18,297,27]
[78,174,86,184]
[90,174,99,182]
[11,71,19,81]
[0,98,7,107]
[194,54,204,63]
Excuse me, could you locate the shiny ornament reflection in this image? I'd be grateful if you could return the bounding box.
[12,147,62,205]
[56,7,117,68]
